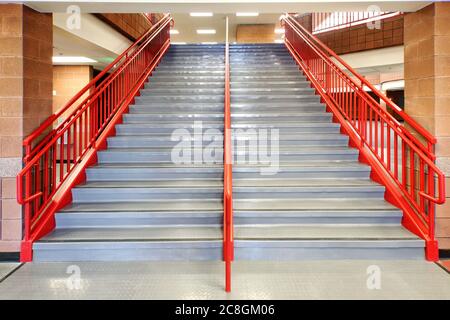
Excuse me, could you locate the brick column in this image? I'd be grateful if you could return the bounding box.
[0,4,52,253]
[404,3,450,251]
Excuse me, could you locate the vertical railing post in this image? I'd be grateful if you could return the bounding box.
[223,15,233,293]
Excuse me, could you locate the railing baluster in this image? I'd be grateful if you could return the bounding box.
[282,14,445,261]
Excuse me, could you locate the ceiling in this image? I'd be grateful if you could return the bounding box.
[171,13,283,43]
[24,0,431,13]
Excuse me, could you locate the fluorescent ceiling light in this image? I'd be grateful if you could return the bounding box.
[202,42,218,45]
[236,12,259,17]
[197,29,216,34]
[190,12,213,17]
[274,28,285,34]
[52,56,97,63]
[170,29,179,35]
[274,39,284,43]
[172,42,187,45]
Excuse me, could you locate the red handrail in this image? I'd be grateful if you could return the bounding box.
[16,14,172,261]
[223,17,234,292]
[23,14,172,162]
[282,14,445,261]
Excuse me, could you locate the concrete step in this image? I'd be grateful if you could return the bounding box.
[97,146,359,163]
[107,133,349,148]
[33,226,223,262]
[71,178,385,202]
[87,164,223,180]
[233,224,424,260]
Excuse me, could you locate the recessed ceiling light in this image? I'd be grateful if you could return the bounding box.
[172,42,187,45]
[170,29,179,35]
[197,29,216,34]
[52,56,97,63]
[190,12,213,17]
[202,42,218,45]
[236,12,259,17]
[274,28,285,34]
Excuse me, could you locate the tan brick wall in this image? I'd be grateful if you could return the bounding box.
[314,14,404,55]
[53,65,93,115]
[404,3,450,250]
[236,24,276,43]
[95,13,153,41]
[0,4,52,252]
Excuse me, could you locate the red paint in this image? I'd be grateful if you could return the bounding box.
[223,37,234,292]
[282,14,445,261]
[16,15,173,262]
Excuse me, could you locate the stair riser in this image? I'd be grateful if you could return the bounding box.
[233,170,370,179]
[232,190,385,199]
[72,190,223,202]
[234,246,424,260]
[122,114,330,122]
[129,105,325,113]
[234,215,401,225]
[107,138,349,148]
[140,88,225,95]
[56,215,223,228]
[33,245,223,262]
[97,152,358,163]
[87,170,223,181]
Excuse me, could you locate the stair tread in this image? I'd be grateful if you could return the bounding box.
[77,179,380,189]
[37,226,223,242]
[60,200,223,212]
[36,224,420,243]
[234,225,421,241]
[233,198,397,211]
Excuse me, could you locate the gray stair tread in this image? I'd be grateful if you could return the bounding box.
[234,225,421,240]
[79,178,378,188]
[60,200,223,212]
[38,226,223,242]
[233,199,398,211]
[100,146,357,152]
[77,180,223,188]
[89,163,222,168]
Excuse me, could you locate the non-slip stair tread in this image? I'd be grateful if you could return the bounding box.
[233,198,398,211]
[234,225,420,240]
[77,180,223,188]
[60,200,223,212]
[38,226,223,242]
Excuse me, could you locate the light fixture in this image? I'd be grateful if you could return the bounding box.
[197,29,216,34]
[274,28,285,34]
[170,29,179,35]
[274,39,284,43]
[202,42,218,45]
[190,12,213,17]
[52,56,97,63]
[171,42,187,45]
[236,12,259,17]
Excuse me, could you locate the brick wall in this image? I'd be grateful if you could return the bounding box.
[95,13,154,41]
[53,65,93,114]
[312,14,404,55]
[236,24,276,43]
[0,4,52,253]
[404,3,450,250]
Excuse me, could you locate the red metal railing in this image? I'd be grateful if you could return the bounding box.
[283,14,445,261]
[16,14,172,261]
[223,16,234,292]
[312,12,401,34]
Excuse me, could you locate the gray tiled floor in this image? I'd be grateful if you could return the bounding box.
[0,260,449,299]
[0,263,20,281]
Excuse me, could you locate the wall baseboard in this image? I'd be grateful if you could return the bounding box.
[0,252,20,262]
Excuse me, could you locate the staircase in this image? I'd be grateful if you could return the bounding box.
[33,44,227,261]
[229,44,423,259]
[32,43,424,262]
